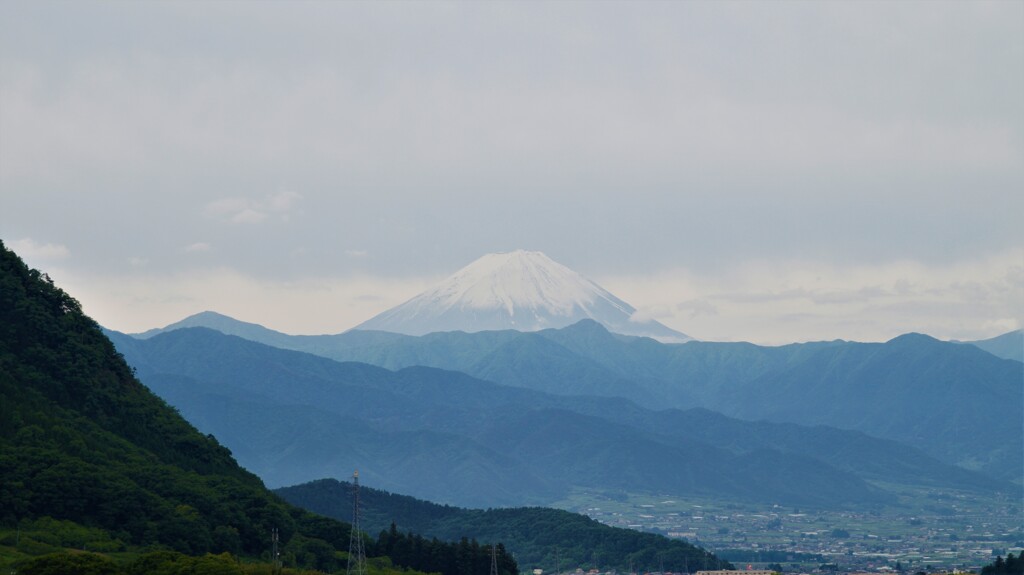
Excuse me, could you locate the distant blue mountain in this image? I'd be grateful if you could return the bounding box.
[106,327,1014,510]
[720,332,1023,480]
[124,313,1024,483]
[956,329,1023,362]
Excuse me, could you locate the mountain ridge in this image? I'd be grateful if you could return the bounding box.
[954,329,1023,362]
[117,312,1023,482]
[106,325,1013,510]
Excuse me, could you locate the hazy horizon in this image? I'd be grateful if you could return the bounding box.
[2,1,1021,345]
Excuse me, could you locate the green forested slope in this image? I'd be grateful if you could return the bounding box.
[0,239,295,554]
[0,239,517,575]
[276,478,733,573]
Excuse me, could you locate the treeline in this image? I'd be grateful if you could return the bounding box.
[2,515,518,575]
[13,548,386,575]
[15,550,250,575]
[982,553,1023,575]
[276,479,732,572]
[427,506,729,572]
[378,523,517,575]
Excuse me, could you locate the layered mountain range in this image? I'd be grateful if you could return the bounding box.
[107,320,1019,510]
[102,249,1023,514]
[122,312,1024,484]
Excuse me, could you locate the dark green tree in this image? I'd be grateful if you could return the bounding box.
[17,551,120,575]
[982,553,1023,575]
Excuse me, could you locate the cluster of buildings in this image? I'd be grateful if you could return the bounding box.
[567,493,1021,574]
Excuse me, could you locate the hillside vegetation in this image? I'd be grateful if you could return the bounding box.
[0,239,517,575]
[276,478,732,573]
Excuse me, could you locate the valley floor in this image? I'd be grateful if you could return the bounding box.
[552,485,1023,574]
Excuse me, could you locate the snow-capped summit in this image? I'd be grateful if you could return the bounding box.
[354,250,691,342]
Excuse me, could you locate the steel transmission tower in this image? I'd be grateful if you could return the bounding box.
[346,470,368,575]
[271,527,281,575]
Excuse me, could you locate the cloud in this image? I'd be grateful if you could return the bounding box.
[2,2,1020,199]
[8,238,70,260]
[675,299,719,320]
[629,305,674,324]
[38,248,1023,346]
[203,191,302,224]
[980,318,1021,334]
[1,2,1019,345]
[599,249,1024,344]
[203,198,248,217]
[230,208,268,224]
[266,190,301,212]
[62,268,436,336]
[184,242,211,253]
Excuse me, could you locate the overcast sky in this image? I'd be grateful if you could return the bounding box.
[2,0,1021,344]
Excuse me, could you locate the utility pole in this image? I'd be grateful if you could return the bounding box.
[491,544,500,575]
[346,471,368,575]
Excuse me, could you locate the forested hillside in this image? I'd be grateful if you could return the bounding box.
[0,239,517,575]
[276,478,732,573]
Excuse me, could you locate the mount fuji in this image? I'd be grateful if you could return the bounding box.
[354,250,691,342]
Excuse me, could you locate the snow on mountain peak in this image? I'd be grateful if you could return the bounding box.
[354,250,691,342]
[429,250,615,316]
